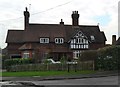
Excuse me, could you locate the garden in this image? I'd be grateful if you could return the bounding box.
[1,45,120,77]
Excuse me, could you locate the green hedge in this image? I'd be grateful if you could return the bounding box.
[4,58,33,68]
[80,50,97,61]
[80,45,120,71]
[96,45,120,70]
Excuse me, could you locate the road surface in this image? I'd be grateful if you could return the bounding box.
[31,76,118,85]
[1,76,119,87]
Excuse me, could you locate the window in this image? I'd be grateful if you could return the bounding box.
[84,45,89,48]
[73,50,81,59]
[90,35,95,41]
[55,38,64,44]
[83,39,86,44]
[71,45,74,48]
[71,40,74,43]
[40,38,49,43]
[23,52,29,58]
[76,38,80,44]
[86,40,88,44]
[81,45,83,48]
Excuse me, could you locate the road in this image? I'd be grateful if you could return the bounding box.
[31,76,118,85]
[1,76,119,87]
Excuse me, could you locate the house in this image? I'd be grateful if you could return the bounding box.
[6,7,107,62]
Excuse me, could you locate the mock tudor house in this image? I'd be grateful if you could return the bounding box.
[6,8,107,62]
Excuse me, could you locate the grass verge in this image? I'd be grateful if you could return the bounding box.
[1,70,96,77]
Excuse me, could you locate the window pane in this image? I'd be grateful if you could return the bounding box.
[86,45,88,48]
[86,40,88,44]
[40,38,49,43]
[55,38,64,44]
[90,35,95,41]
[81,45,83,48]
[71,45,73,48]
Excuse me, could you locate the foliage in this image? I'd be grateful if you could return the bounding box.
[96,45,120,70]
[42,59,51,64]
[60,55,67,64]
[2,55,10,69]
[80,50,98,61]
[42,55,52,70]
[4,58,33,68]
[60,55,67,71]
[79,45,120,71]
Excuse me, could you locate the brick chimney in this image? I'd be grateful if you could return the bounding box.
[24,7,30,30]
[71,11,79,26]
[112,35,116,45]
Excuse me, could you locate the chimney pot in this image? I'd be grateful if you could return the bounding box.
[60,19,64,25]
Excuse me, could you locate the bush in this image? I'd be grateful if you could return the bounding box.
[79,45,120,71]
[4,58,33,69]
[96,45,120,70]
[80,50,98,61]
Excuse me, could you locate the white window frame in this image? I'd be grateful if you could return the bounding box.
[90,35,95,41]
[23,52,29,58]
[70,39,89,49]
[40,38,49,43]
[73,50,81,59]
[55,38,64,44]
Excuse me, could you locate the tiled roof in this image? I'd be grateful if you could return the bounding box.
[6,24,107,43]
[6,30,24,43]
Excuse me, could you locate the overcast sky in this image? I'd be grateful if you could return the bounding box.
[0,0,119,49]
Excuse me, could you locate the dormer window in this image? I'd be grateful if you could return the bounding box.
[40,38,49,43]
[55,38,64,44]
[90,35,95,41]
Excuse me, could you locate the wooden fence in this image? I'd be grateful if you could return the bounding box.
[7,61,94,72]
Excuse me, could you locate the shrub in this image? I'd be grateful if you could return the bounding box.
[79,45,120,71]
[96,45,120,70]
[80,50,98,61]
[4,58,33,69]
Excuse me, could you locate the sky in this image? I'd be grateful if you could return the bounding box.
[0,0,119,49]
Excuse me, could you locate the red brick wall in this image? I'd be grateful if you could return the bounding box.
[7,43,23,55]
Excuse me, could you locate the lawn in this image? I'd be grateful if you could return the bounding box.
[1,70,96,77]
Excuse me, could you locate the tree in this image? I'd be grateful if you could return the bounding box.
[80,50,98,61]
[60,55,67,71]
[96,45,120,70]
[79,50,98,70]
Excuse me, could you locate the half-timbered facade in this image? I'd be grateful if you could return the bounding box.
[6,8,107,62]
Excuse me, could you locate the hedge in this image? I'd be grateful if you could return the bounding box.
[4,58,33,68]
[96,45,120,70]
[80,45,120,71]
